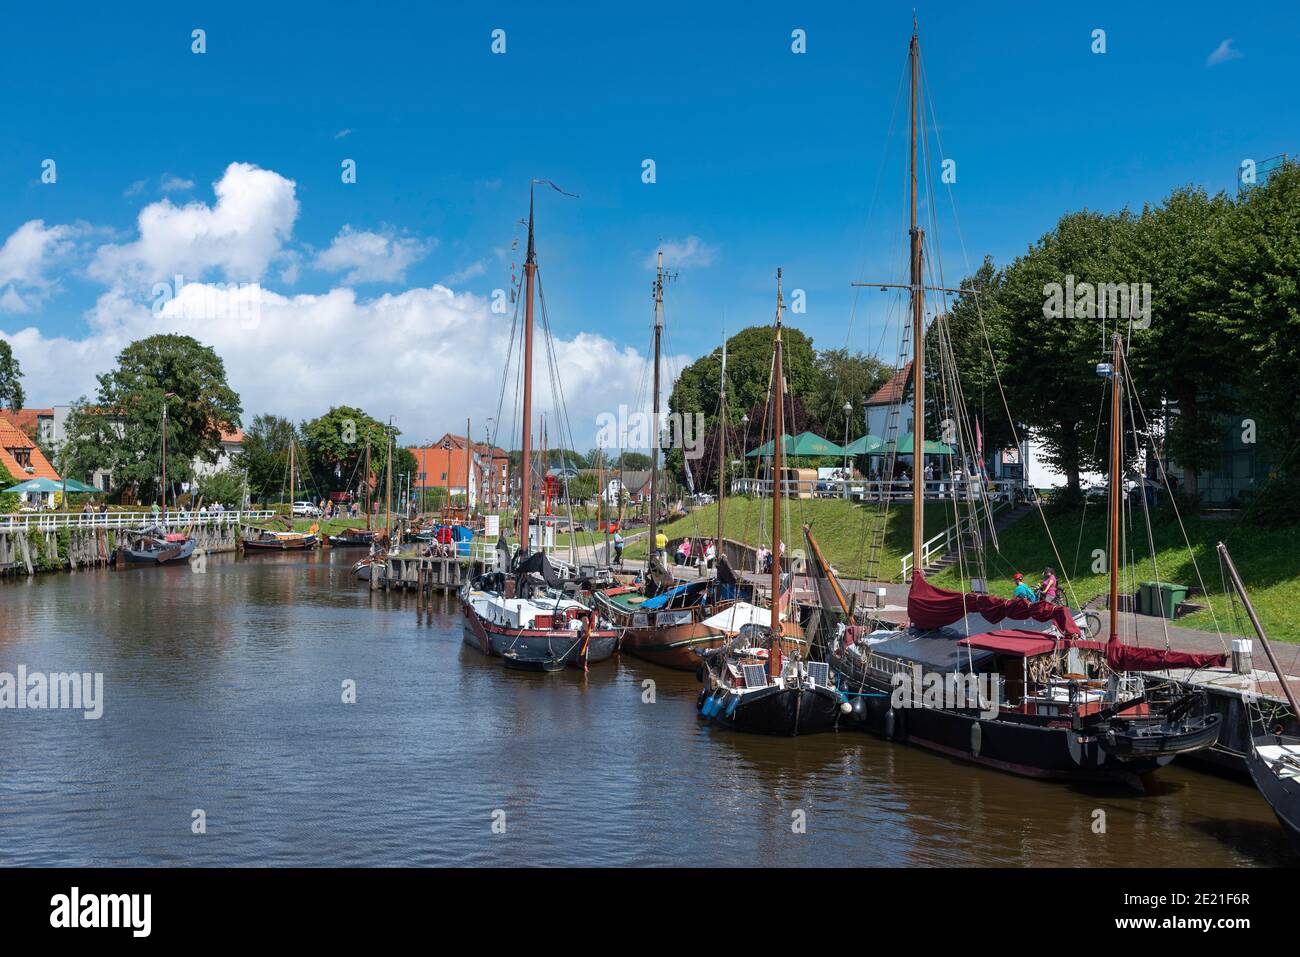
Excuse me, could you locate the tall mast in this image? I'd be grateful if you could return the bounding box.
[770,269,786,678]
[1108,332,1122,644]
[385,420,393,540]
[648,250,665,563]
[908,22,926,575]
[1219,542,1300,719]
[465,416,472,516]
[289,434,295,512]
[161,398,169,521]
[519,186,537,553]
[716,330,727,549]
[364,436,371,530]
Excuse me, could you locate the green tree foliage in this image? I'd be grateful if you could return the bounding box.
[59,335,241,502]
[197,468,247,507]
[0,340,23,412]
[238,414,297,501]
[299,407,395,498]
[809,348,892,444]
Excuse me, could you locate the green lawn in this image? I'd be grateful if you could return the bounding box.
[621,496,966,581]
[929,506,1300,643]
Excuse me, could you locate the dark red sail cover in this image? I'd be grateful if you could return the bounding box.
[907,572,1081,637]
[1103,643,1226,671]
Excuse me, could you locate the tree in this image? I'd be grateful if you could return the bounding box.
[60,335,241,502]
[197,468,247,507]
[1127,187,1236,501]
[299,407,394,498]
[238,414,298,501]
[0,341,23,412]
[810,348,892,444]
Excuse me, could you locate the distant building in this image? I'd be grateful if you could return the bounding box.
[579,468,652,506]
[0,417,61,506]
[192,428,245,480]
[408,434,508,509]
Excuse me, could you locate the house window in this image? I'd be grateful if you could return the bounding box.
[440,472,447,481]
[8,447,31,467]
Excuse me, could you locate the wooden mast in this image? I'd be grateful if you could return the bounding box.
[908,21,926,575]
[1219,542,1300,719]
[769,268,786,678]
[385,421,393,541]
[465,416,472,517]
[1108,332,1122,644]
[161,398,169,522]
[519,186,537,553]
[364,436,371,531]
[716,330,727,556]
[288,434,295,516]
[648,250,665,565]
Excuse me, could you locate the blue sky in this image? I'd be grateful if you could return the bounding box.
[0,0,1294,444]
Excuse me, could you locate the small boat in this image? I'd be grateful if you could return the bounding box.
[502,649,569,672]
[243,529,318,552]
[328,528,375,548]
[116,530,195,568]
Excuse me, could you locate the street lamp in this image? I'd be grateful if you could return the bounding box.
[842,400,853,476]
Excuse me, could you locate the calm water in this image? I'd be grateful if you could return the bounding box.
[0,551,1290,867]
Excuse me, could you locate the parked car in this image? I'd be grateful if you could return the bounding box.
[292,501,321,517]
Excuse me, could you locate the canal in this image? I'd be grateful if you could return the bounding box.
[1,551,1289,867]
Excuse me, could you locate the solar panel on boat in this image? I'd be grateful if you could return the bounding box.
[806,662,830,687]
[742,664,769,689]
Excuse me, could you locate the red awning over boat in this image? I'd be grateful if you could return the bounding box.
[958,629,1060,657]
[908,572,1080,637]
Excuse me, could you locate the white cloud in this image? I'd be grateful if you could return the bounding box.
[644,236,716,270]
[159,174,195,193]
[442,260,487,285]
[334,128,352,139]
[315,226,432,284]
[0,220,82,313]
[1207,38,1243,66]
[91,162,299,285]
[3,280,689,448]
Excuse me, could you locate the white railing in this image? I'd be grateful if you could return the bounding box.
[0,509,276,532]
[899,501,1012,580]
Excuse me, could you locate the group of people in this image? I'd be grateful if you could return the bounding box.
[754,541,785,574]
[1012,566,1058,604]
[673,537,718,569]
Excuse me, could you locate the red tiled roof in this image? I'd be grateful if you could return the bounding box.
[220,428,245,444]
[0,408,53,434]
[866,362,912,406]
[0,420,60,481]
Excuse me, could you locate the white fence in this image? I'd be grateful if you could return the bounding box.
[0,509,276,532]
[730,476,1020,503]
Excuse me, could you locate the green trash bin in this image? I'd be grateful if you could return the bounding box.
[1158,583,1189,619]
[1138,581,1157,616]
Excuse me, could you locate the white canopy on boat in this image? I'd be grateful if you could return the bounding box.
[700,602,770,635]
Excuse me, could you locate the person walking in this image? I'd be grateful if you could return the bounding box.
[612,530,625,568]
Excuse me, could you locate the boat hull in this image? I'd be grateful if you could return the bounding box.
[830,648,1168,783]
[622,620,726,670]
[242,535,318,552]
[115,538,195,567]
[1247,737,1300,854]
[461,600,619,667]
[698,682,843,736]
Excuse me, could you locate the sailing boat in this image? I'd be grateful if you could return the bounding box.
[459,183,621,670]
[1219,544,1300,852]
[243,434,318,551]
[329,436,376,547]
[596,260,756,668]
[115,395,196,568]
[695,269,846,735]
[824,24,1221,783]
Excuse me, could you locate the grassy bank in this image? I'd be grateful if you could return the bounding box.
[621,497,960,580]
[928,506,1300,643]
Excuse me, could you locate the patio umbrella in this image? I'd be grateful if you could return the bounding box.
[842,434,885,455]
[880,432,956,455]
[747,431,846,457]
[3,477,65,494]
[57,478,99,493]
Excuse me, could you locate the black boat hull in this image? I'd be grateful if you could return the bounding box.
[831,649,1167,783]
[698,683,843,736]
[1246,737,1300,854]
[115,538,195,567]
